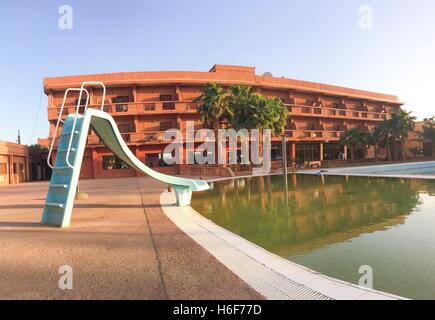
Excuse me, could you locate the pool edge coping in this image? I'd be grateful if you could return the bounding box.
[160,190,407,300]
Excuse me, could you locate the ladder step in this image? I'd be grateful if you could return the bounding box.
[50,184,68,189]
[57,148,76,153]
[53,166,72,171]
[46,202,64,208]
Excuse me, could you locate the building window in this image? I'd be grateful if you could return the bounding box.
[118,123,135,133]
[271,145,283,161]
[159,95,172,102]
[113,96,130,103]
[307,122,316,130]
[162,102,175,110]
[146,154,159,167]
[160,122,177,131]
[332,124,343,131]
[145,153,174,167]
[323,143,344,160]
[305,100,316,107]
[0,163,6,175]
[115,104,128,112]
[102,155,130,170]
[113,96,130,112]
[160,95,175,110]
[144,103,155,111]
[75,98,87,106]
[296,143,320,163]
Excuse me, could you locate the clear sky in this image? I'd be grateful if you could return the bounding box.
[1,0,434,144]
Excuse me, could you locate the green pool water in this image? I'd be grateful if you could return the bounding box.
[191,174,435,299]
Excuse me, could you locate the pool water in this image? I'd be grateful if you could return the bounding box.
[191,174,435,299]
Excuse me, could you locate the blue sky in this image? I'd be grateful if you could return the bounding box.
[1,0,434,144]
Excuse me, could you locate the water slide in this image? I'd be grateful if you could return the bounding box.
[42,82,209,228]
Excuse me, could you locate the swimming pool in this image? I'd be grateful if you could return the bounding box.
[191,174,435,299]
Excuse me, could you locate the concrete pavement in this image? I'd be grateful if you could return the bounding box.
[0,177,262,300]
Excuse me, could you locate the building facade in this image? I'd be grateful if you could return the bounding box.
[0,140,30,185]
[43,64,403,179]
[406,120,433,157]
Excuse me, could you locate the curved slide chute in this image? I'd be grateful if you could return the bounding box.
[42,108,209,228]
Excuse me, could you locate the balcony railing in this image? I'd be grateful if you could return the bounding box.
[285,104,390,121]
[282,130,344,140]
[48,100,391,123]
[47,101,204,120]
[49,128,346,150]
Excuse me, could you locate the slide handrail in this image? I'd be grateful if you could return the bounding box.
[65,82,106,169]
[47,88,89,169]
[80,81,107,111]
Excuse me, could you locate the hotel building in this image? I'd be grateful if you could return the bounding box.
[43,64,403,179]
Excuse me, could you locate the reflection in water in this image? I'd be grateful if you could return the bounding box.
[191,174,435,299]
[194,175,421,255]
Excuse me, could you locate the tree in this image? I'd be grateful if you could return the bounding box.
[196,83,288,165]
[375,119,395,161]
[228,85,287,134]
[195,83,231,130]
[226,84,258,130]
[421,117,435,158]
[370,127,383,162]
[339,128,366,162]
[228,85,288,159]
[28,143,48,152]
[360,131,374,161]
[390,109,416,161]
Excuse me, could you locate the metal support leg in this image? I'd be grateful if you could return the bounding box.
[172,185,192,206]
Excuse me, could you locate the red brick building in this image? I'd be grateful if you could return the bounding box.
[43,64,403,179]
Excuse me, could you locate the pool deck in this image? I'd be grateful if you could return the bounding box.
[0,177,261,299]
[161,192,405,300]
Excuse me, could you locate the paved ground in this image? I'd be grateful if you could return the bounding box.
[0,177,262,300]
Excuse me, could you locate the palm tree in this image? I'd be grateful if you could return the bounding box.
[360,131,374,161]
[376,119,395,161]
[421,117,435,158]
[390,109,416,161]
[339,128,365,162]
[195,83,231,130]
[370,127,382,162]
[228,85,287,134]
[228,85,288,160]
[196,83,288,165]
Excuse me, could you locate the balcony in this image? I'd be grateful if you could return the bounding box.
[47,101,204,121]
[282,130,344,141]
[285,104,390,121]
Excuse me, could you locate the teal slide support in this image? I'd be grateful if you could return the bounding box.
[42,108,209,227]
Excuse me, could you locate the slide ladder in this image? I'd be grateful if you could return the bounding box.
[42,82,209,227]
